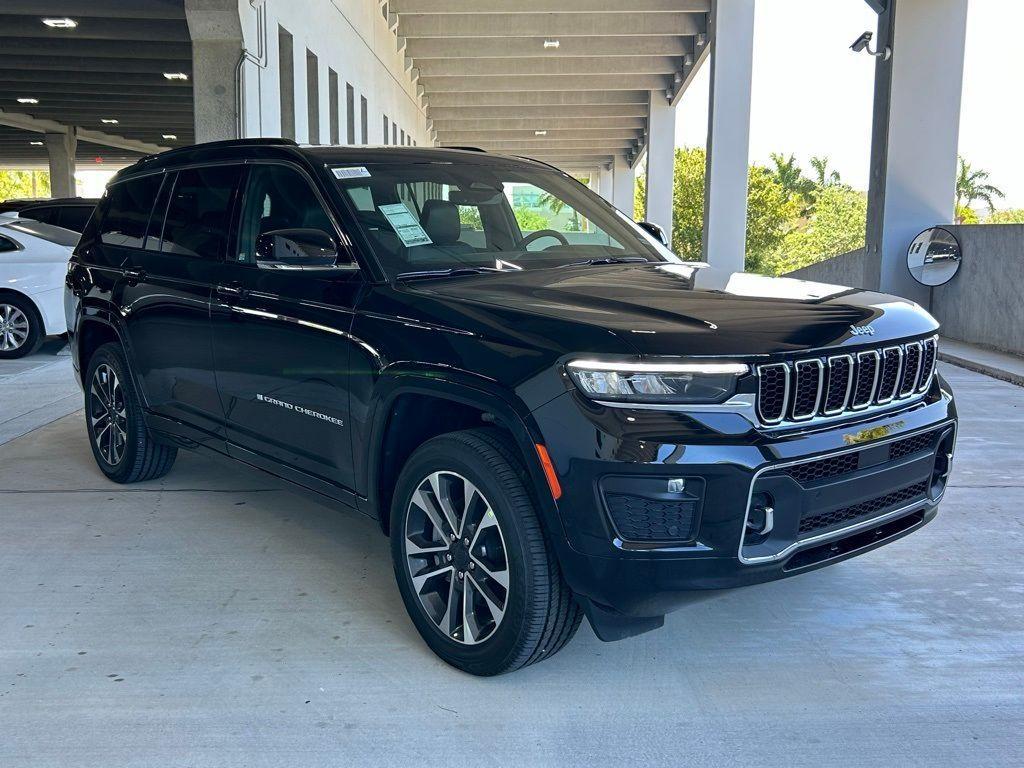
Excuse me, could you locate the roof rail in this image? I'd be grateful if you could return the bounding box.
[135,137,300,166]
[443,146,487,153]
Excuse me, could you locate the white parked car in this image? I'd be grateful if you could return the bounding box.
[0,217,79,358]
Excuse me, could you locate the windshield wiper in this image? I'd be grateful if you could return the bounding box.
[556,256,650,268]
[396,266,503,281]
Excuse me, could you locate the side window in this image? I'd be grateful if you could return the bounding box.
[57,206,94,234]
[20,206,57,225]
[0,235,20,253]
[100,175,163,248]
[161,165,243,260]
[236,164,342,267]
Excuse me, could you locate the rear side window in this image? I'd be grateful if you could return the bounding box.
[0,234,20,253]
[160,165,243,260]
[57,206,94,233]
[100,175,163,248]
[20,206,58,225]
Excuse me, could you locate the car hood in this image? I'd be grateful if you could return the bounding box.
[402,262,938,357]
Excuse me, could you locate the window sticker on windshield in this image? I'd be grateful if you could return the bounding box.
[331,166,371,179]
[378,203,433,247]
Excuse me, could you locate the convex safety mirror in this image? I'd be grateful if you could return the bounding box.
[907,227,961,286]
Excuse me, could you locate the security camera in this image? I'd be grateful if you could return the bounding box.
[850,30,891,60]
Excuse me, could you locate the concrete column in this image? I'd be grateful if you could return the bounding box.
[597,165,614,203]
[644,90,676,238]
[701,0,755,273]
[44,130,76,198]
[185,0,244,143]
[863,0,969,302]
[613,155,635,216]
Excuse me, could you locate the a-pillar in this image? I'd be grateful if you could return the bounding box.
[701,0,755,273]
[863,0,969,302]
[44,130,76,198]
[185,0,244,142]
[644,90,676,239]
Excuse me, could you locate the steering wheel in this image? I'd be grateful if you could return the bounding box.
[520,229,570,249]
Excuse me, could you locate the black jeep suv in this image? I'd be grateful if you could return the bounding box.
[65,139,957,675]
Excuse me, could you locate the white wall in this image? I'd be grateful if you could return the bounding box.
[237,0,431,147]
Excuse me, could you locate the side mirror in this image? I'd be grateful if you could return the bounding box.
[907,226,961,286]
[255,228,338,268]
[637,221,668,247]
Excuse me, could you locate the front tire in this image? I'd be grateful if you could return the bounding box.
[0,295,42,359]
[391,428,582,676]
[84,342,177,483]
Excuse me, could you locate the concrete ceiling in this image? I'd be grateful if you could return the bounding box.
[387,0,710,170]
[0,0,192,166]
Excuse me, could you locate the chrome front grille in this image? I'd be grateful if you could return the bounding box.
[756,336,938,426]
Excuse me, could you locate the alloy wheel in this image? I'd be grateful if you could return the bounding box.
[89,363,128,466]
[0,304,30,352]
[404,471,510,645]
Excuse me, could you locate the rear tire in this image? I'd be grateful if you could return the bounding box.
[0,295,43,359]
[84,342,177,483]
[391,428,582,676]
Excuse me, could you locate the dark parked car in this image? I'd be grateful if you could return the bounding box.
[65,139,957,675]
[16,197,99,234]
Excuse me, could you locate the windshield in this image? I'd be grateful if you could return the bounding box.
[330,159,678,278]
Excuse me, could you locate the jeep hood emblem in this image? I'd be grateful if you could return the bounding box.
[850,323,876,336]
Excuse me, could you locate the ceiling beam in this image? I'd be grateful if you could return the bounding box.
[420,74,671,93]
[0,1,185,19]
[0,109,168,155]
[391,0,707,11]
[0,16,189,42]
[427,104,648,120]
[416,56,681,77]
[434,117,645,131]
[0,38,192,60]
[0,55,191,74]
[406,36,691,59]
[397,12,701,38]
[459,139,637,150]
[0,70,193,87]
[437,128,641,141]
[425,90,650,107]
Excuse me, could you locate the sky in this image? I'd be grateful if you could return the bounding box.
[677,0,1024,210]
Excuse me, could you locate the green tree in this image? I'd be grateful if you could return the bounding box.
[955,156,1004,223]
[764,185,867,275]
[809,156,841,187]
[987,208,1024,224]
[769,153,816,211]
[0,170,50,201]
[513,206,549,231]
[633,147,797,270]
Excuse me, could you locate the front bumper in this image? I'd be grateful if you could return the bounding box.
[532,373,957,630]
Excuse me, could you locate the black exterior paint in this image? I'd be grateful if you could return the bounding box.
[65,141,957,639]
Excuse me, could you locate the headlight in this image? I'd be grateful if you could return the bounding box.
[566,359,748,404]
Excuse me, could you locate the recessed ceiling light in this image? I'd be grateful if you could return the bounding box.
[163,72,189,81]
[17,97,39,104]
[543,39,560,49]
[30,141,44,146]
[534,130,548,136]
[162,134,177,140]
[42,17,77,28]
[101,118,119,124]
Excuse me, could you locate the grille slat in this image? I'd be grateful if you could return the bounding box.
[798,480,929,535]
[756,336,937,427]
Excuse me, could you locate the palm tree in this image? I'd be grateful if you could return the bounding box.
[955,156,1004,224]
[809,155,841,187]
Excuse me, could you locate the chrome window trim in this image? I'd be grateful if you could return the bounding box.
[851,350,881,410]
[755,363,790,425]
[876,345,903,405]
[791,359,824,421]
[822,354,854,416]
[738,419,957,565]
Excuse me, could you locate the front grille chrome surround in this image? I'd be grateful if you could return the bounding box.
[755,336,938,428]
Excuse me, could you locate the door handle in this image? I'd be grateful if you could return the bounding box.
[216,283,246,299]
[123,267,145,286]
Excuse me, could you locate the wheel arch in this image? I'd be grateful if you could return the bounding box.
[366,372,564,545]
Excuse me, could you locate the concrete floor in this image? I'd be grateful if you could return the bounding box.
[0,362,1021,767]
